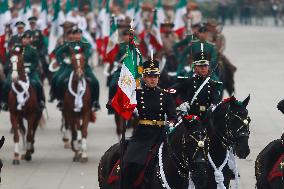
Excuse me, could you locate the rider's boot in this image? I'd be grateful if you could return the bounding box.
[37,86,46,110]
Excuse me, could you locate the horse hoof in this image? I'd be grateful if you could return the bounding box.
[24,153,32,161]
[80,157,88,163]
[12,159,20,165]
[73,155,80,162]
[64,142,70,149]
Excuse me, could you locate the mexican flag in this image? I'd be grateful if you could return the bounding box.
[149,9,163,51]
[0,0,11,36]
[97,0,110,59]
[134,2,144,38]
[173,0,187,39]
[22,0,32,23]
[126,0,135,19]
[157,0,166,25]
[65,0,72,15]
[48,0,65,54]
[110,36,143,120]
[40,0,49,36]
[0,0,11,64]
[105,17,119,64]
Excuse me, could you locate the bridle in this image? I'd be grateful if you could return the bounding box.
[209,103,251,149]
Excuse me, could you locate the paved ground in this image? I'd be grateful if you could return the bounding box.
[0,25,284,189]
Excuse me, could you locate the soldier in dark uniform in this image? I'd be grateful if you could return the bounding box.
[1,31,45,111]
[8,21,26,51]
[173,49,222,119]
[27,16,49,83]
[123,59,177,189]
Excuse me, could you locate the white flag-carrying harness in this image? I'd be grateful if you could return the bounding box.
[208,147,239,189]
[68,71,86,112]
[11,78,30,110]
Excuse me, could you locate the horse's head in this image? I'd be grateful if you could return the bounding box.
[208,95,251,159]
[70,45,85,80]
[10,45,24,82]
[170,115,209,188]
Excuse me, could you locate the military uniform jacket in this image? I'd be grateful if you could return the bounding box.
[55,40,91,66]
[174,74,222,119]
[173,34,198,57]
[8,34,23,50]
[7,45,39,75]
[124,85,177,165]
[27,29,47,55]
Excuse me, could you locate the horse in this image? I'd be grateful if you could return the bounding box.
[255,134,284,189]
[7,47,43,165]
[98,115,210,189]
[205,95,251,188]
[62,47,93,162]
[217,53,237,97]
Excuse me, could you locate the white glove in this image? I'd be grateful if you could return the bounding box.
[184,66,191,72]
[25,68,30,73]
[177,102,190,113]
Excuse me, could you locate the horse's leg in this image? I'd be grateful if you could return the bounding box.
[24,114,37,161]
[30,112,42,154]
[10,114,20,165]
[80,112,90,163]
[61,114,70,149]
[18,118,26,151]
[69,117,80,162]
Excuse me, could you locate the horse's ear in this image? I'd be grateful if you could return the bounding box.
[242,94,250,108]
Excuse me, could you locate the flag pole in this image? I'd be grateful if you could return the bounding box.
[120,21,135,189]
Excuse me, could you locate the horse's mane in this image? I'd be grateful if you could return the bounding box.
[210,96,246,118]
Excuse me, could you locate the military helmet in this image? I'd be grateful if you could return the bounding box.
[193,43,209,66]
[198,23,208,33]
[143,59,160,75]
[28,16,37,23]
[193,52,209,66]
[15,21,25,28]
[22,31,32,39]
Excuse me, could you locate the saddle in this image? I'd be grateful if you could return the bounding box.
[107,143,159,187]
[267,154,284,182]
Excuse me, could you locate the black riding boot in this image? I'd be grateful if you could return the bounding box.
[123,163,143,189]
[37,86,45,110]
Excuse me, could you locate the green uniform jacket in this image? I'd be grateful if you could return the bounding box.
[172,34,199,57]
[2,45,41,101]
[177,40,218,78]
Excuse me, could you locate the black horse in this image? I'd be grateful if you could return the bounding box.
[205,95,251,188]
[98,115,209,189]
[255,135,284,189]
[159,54,179,89]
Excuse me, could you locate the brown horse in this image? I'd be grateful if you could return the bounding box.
[8,47,43,165]
[62,48,94,163]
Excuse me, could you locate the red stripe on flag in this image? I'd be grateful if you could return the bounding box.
[110,87,136,120]
[175,27,185,39]
[104,44,119,64]
[149,35,163,51]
